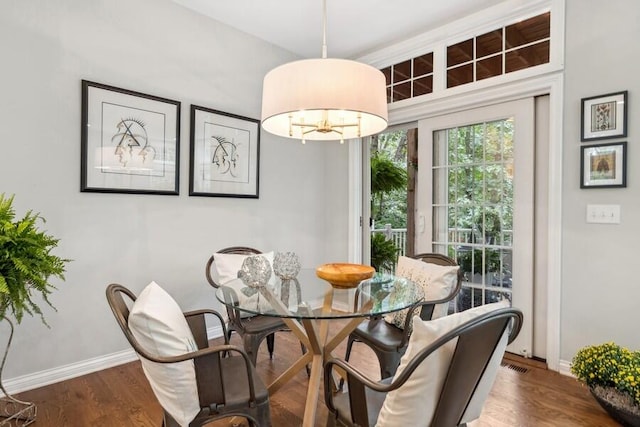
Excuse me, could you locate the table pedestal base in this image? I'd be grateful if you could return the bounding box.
[262,290,371,427]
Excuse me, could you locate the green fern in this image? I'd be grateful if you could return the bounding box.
[0,194,69,324]
[370,233,399,273]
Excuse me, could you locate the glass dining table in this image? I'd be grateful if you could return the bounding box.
[215,268,421,427]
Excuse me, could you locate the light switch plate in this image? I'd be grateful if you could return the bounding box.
[586,204,621,224]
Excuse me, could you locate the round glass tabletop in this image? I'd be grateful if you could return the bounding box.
[215,268,422,319]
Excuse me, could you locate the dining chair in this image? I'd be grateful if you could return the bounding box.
[106,282,271,427]
[205,246,291,365]
[325,305,523,427]
[343,253,463,379]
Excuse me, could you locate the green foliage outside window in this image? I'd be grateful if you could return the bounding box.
[370,153,407,227]
[370,122,515,279]
[456,249,501,275]
[446,121,514,243]
[370,131,408,229]
[369,131,408,270]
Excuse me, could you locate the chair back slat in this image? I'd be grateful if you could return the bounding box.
[431,315,510,426]
[347,375,369,425]
[412,253,456,266]
[185,314,209,351]
[194,352,225,407]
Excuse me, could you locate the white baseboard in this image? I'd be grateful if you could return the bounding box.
[4,325,224,395]
[558,359,573,377]
[4,349,138,395]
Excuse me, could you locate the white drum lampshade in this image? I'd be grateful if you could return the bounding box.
[261,58,388,143]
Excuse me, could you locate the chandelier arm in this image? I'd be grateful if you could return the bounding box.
[301,128,321,136]
[290,122,360,128]
[300,127,344,136]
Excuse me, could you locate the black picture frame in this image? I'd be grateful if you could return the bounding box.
[81,80,181,195]
[580,91,627,141]
[189,105,260,198]
[580,141,627,188]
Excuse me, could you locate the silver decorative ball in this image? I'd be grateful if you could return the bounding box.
[238,255,272,288]
[274,252,301,280]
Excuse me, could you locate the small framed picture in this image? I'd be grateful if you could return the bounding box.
[581,91,627,141]
[189,105,260,198]
[580,142,627,188]
[81,80,181,195]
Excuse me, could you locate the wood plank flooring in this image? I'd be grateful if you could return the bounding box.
[15,327,617,426]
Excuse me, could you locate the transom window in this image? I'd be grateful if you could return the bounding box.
[379,11,551,103]
[381,52,433,103]
[447,12,550,88]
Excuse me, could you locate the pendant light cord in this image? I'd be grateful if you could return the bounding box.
[322,0,327,58]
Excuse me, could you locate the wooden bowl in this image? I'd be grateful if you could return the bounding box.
[315,263,375,289]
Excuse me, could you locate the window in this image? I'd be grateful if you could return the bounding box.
[381,52,433,103]
[447,12,550,88]
[380,11,551,102]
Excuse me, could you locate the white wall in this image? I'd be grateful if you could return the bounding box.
[561,0,640,360]
[0,0,349,381]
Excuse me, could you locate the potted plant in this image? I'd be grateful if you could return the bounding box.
[370,153,407,221]
[571,342,640,426]
[370,233,399,273]
[0,194,69,422]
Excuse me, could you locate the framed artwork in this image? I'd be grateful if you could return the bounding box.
[581,91,627,141]
[189,105,260,198]
[580,142,627,188]
[81,80,180,195]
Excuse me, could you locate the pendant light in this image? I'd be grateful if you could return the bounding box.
[260,0,388,144]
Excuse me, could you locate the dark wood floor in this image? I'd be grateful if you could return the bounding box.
[16,327,617,427]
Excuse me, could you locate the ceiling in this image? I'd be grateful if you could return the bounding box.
[172,0,513,59]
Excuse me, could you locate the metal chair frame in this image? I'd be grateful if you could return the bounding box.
[205,246,291,366]
[106,283,271,427]
[325,308,523,427]
[344,253,463,379]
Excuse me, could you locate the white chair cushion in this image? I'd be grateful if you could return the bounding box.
[212,251,276,287]
[376,300,510,427]
[384,255,459,329]
[212,251,276,316]
[128,281,199,427]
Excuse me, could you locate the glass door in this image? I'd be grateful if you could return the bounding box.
[417,98,534,357]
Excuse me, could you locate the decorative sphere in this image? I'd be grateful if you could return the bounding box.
[274,252,301,280]
[238,255,272,288]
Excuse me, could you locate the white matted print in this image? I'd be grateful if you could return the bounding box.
[581,91,627,141]
[189,105,260,198]
[81,80,180,195]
